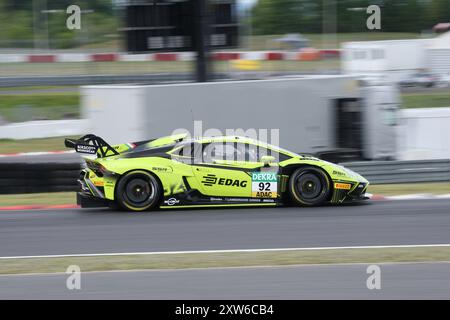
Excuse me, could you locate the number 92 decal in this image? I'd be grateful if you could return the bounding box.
[251,172,278,198]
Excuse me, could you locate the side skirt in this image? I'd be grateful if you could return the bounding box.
[160,203,279,209]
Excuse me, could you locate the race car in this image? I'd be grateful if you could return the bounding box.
[65,134,370,212]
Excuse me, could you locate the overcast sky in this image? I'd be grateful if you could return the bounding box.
[238,0,258,9]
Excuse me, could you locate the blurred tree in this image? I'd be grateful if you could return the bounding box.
[0,0,33,47]
[252,0,322,35]
[1,0,450,47]
[252,0,449,35]
[0,0,118,49]
[427,0,450,25]
[336,0,367,33]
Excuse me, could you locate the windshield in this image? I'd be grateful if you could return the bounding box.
[255,142,299,157]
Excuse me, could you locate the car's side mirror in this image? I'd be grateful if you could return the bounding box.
[261,155,276,166]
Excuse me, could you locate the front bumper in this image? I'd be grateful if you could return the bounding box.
[347,182,369,199]
[331,181,369,203]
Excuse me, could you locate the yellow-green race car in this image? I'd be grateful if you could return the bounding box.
[65,134,369,212]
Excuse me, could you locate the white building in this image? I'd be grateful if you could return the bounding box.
[341,39,430,82]
[427,32,450,76]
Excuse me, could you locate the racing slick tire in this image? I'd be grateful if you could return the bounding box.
[288,166,331,206]
[116,170,162,212]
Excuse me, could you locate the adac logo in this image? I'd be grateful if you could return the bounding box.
[201,174,247,188]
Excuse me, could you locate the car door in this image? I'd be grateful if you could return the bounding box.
[190,142,251,197]
[191,141,280,199]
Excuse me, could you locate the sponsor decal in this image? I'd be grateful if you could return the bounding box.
[164,198,180,206]
[202,174,217,186]
[251,172,278,198]
[218,198,276,203]
[76,144,97,154]
[152,166,171,172]
[93,180,104,187]
[333,170,346,176]
[227,198,249,202]
[201,174,247,188]
[334,182,352,190]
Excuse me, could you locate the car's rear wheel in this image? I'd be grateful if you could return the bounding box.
[116,171,162,212]
[288,167,331,206]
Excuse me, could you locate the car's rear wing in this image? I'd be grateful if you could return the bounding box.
[65,134,120,158]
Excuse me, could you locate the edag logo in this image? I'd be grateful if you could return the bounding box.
[201,174,247,188]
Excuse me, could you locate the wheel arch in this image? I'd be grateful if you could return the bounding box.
[114,168,164,205]
[281,164,334,202]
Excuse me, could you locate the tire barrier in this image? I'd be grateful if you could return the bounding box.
[0,162,81,194]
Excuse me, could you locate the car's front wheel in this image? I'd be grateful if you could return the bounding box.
[116,170,162,212]
[288,167,331,206]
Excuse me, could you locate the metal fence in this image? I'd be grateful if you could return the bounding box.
[341,159,450,184]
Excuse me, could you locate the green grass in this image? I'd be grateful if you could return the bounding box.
[0,61,195,76]
[0,59,341,77]
[0,85,78,92]
[0,92,79,122]
[402,91,450,109]
[0,192,75,207]
[0,246,449,275]
[369,182,450,195]
[0,136,75,154]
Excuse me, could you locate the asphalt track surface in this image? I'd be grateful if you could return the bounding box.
[1,199,450,257]
[1,263,449,299]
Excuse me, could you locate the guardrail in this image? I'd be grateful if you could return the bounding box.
[0,163,80,194]
[341,159,450,184]
[0,74,197,87]
[0,71,335,87]
[0,159,449,195]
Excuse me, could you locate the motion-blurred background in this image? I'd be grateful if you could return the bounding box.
[0,0,449,204]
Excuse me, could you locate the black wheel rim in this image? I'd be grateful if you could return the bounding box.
[296,172,323,200]
[124,177,155,207]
